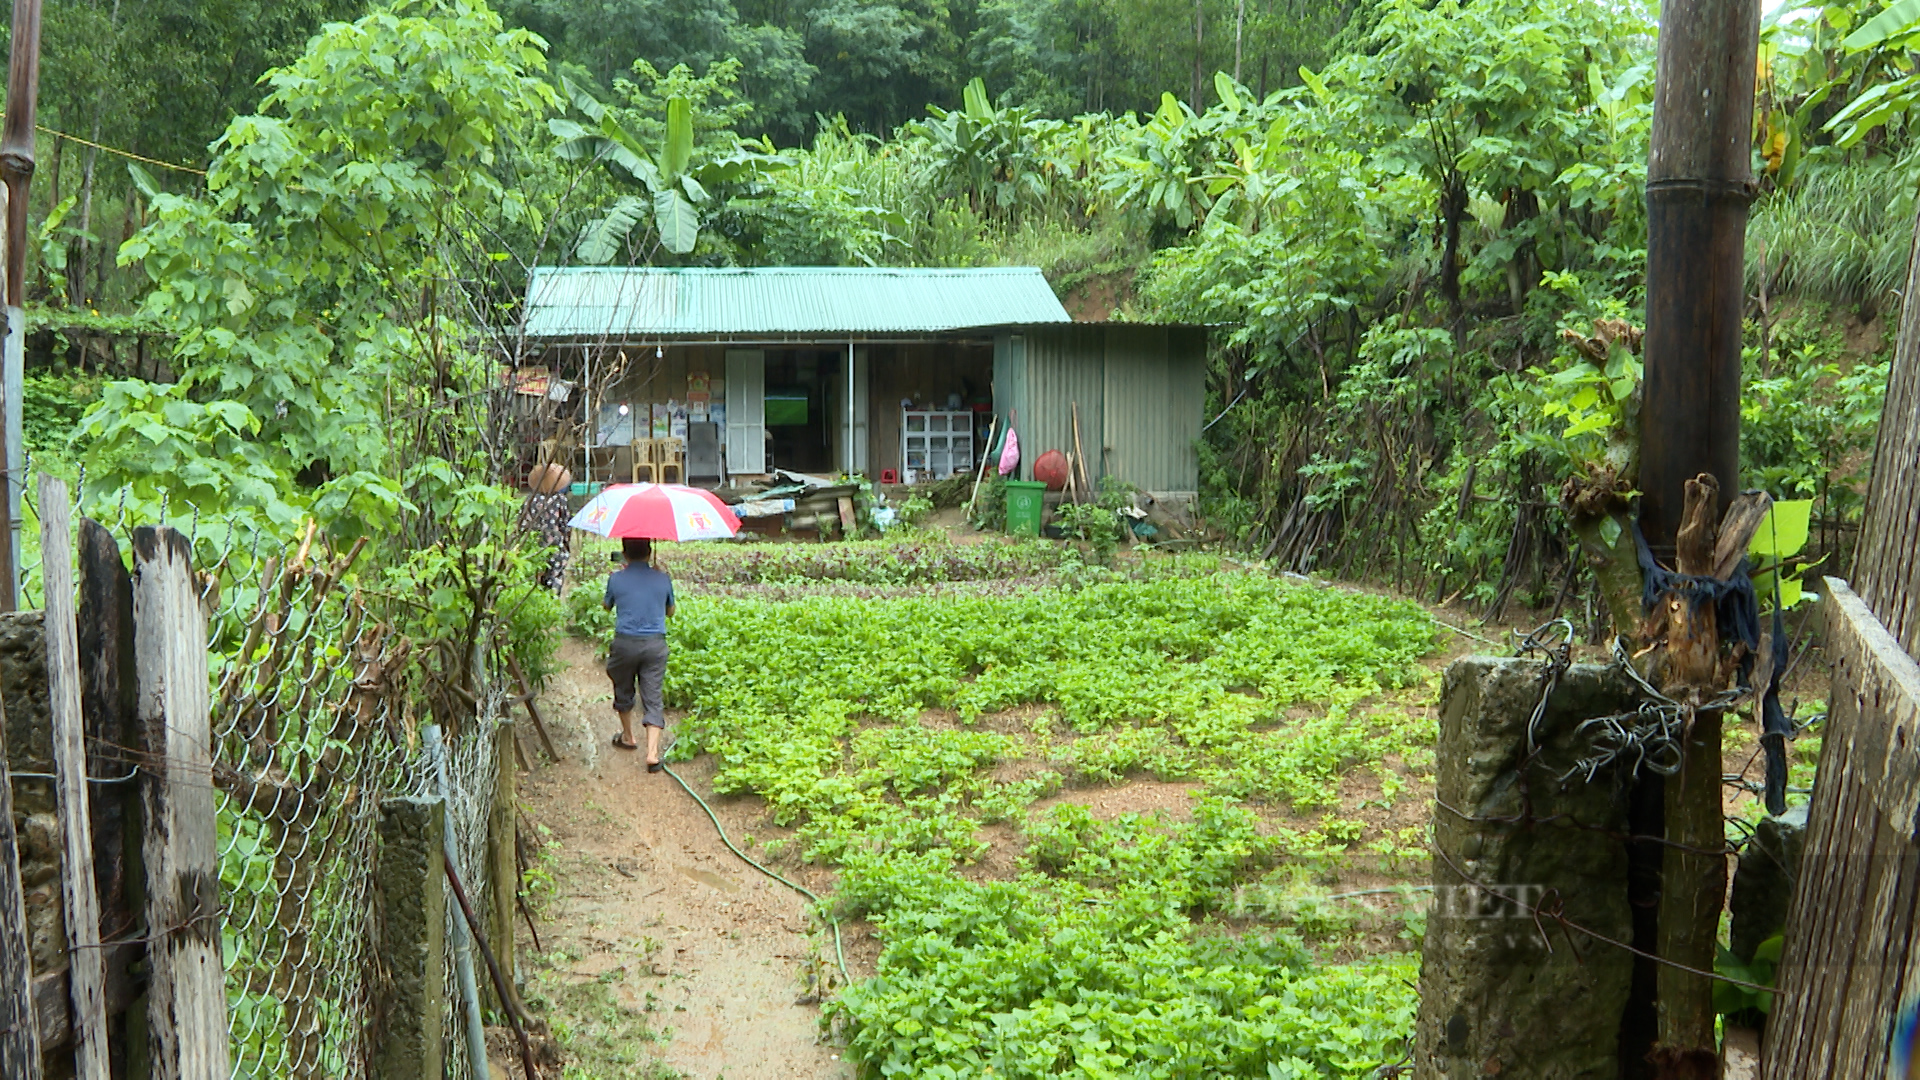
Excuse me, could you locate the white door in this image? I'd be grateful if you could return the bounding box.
[725,349,766,474]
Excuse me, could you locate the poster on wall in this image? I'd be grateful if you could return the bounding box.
[652,403,671,438]
[595,403,635,446]
[505,365,550,396]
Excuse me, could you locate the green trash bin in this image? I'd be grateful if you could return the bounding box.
[1004,480,1048,537]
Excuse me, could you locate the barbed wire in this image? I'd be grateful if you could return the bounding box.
[1560,638,1751,785]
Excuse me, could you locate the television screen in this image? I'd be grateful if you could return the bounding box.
[765,389,809,426]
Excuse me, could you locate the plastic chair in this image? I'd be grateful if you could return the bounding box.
[655,437,686,484]
[630,439,660,483]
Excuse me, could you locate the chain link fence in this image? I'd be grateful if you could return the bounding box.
[75,494,509,1080]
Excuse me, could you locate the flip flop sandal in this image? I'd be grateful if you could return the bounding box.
[647,761,664,773]
[611,733,639,751]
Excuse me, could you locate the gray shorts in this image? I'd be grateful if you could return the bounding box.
[606,634,669,727]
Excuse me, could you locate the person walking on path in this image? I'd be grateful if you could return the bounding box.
[604,537,675,770]
[519,462,573,592]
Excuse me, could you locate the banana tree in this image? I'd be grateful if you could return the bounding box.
[1824,0,1920,148]
[911,77,1067,222]
[1104,76,1264,231]
[550,77,781,261]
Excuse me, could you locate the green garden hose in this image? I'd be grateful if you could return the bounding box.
[661,762,851,984]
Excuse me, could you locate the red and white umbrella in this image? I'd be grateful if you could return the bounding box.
[569,483,741,541]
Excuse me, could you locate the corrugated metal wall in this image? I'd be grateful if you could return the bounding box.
[1022,326,1106,481]
[1161,327,1207,493]
[999,325,1205,493]
[991,332,1028,453]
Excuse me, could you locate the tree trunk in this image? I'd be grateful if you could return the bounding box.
[1502,189,1540,315]
[1639,0,1756,551]
[1649,475,1725,1077]
[1639,0,1757,1062]
[70,0,121,309]
[1567,510,1642,635]
[1233,0,1245,84]
[1438,179,1468,320]
[1192,0,1206,112]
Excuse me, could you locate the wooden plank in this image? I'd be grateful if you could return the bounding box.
[133,526,230,1080]
[1852,201,1920,655]
[1841,817,1919,1077]
[36,475,107,1080]
[1767,701,1859,1075]
[1793,777,1867,1077]
[1824,578,1920,837]
[1822,770,1884,1075]
[0,697,43,1078]
[1777,615,1865,1075]
[74,517,140,1044]
[1834,808,1898,1078]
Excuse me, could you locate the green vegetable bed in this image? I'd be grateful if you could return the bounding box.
[630,570,1441,1077]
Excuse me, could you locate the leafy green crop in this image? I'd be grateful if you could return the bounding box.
[636,572,1437,1077]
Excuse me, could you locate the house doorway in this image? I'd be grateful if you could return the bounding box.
[764,348,838,475]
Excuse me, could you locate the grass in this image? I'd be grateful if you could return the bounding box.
[525,973,681,1080]
[1748,159,1916,316]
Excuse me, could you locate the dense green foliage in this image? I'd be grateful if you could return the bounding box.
[7,0,363,311]
[833,803,1419,1077]
[505,0,1356,143]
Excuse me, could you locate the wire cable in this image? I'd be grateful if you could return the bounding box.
[660,761,851,985]
[37,124,207,176]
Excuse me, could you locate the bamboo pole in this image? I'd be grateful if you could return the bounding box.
[967,415,1000,517]
[1071,401,1093,497]
[1638,0,1758,1068]
[0,0,41,608]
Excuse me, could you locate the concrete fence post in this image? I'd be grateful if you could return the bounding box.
[1416,656,1643,1079]
[374,797,446,1080]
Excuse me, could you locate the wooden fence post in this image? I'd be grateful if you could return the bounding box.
[74,517,139,1072]
[0,696,42,1078]
[133,526,229,1079]
[36,475,106,1080]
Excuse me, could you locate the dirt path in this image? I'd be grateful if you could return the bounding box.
[517,638,854,1080]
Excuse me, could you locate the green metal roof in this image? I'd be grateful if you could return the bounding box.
[522,266,1072,340]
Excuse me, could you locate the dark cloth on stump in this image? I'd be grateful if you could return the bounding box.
[607,634,669,727]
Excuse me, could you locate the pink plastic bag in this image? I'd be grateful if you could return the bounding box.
[998,428,1020,476]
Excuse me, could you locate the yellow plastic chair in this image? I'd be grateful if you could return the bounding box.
[655,437,686,484]
[630,439,660,483]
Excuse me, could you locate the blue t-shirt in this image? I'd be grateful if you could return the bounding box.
[604,563,675,637]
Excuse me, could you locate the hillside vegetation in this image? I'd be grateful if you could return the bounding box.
[13,0,1909,623]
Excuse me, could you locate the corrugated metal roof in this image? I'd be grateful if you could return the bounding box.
[523,266,1072,339]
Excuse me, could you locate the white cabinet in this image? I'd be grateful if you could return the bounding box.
[901,410,975,480]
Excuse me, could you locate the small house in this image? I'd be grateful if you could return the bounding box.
[516,266,1208,498]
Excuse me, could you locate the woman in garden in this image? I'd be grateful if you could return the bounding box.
[604,536,675,770]
[518,462,572,592]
